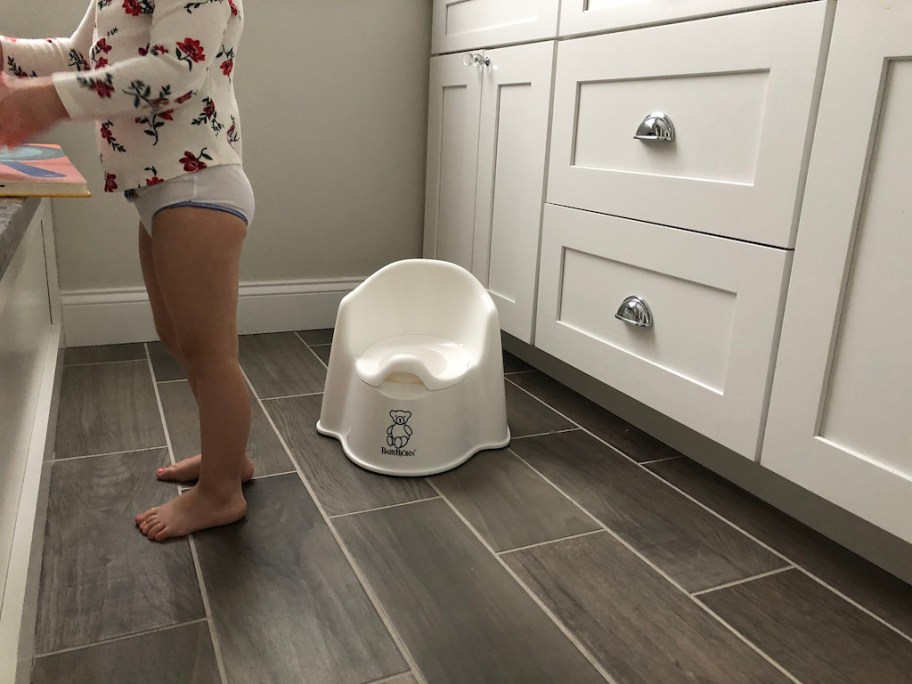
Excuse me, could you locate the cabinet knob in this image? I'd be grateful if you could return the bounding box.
[462,52,491,69]
[634,112,675,143]
[615,296,654,328]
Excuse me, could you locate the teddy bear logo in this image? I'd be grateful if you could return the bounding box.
[386,410,413,449]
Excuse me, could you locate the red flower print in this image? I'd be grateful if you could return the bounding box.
[146,176,164,186]
[95,56,109,69]
[159,110,174,121]
[95,38,113,54]
[122,0,142,16]
[91,80,115,98]
[180,150,208,173]
[203,100,215,118]
[104,173,118,192]
[100,124,113,142]
[176,91,194,104]
[220,59,234,77]
[176,38,206,64]
[228,0,239,16]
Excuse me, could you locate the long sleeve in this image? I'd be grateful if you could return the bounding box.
[52,0,232,122]
[0,3,94,78]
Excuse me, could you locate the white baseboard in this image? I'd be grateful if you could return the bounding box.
[61,277,363,347]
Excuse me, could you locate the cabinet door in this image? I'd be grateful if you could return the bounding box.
[472,42,554,344]
[558,0,805,37]
[762,1,912,544]
[423,53,483,271]
[432,0,559,54]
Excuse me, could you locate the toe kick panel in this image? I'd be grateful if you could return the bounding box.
[536,204,791,459]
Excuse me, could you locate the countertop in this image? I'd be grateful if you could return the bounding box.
[0,198,41,284]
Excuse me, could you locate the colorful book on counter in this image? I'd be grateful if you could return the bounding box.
[0,144,91,198]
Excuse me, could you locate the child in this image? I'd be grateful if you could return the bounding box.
[0,0,254,542]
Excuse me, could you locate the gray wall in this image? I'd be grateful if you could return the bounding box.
[2,0,431,291]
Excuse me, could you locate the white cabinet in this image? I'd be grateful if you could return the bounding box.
[558,0,805,38]
[0,198,60,683]
[548,2,830,247]
[432,0,559,54]
[536,204,790,459]
[424,41,554,343]
[762,1,912,545]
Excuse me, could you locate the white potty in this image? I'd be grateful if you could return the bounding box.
[317,258,510,476]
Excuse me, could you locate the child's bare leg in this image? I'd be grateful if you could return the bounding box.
[135,207,250,541]
[138,223,253,484]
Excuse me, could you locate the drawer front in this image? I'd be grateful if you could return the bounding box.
[559,0,805,37]
[548,2,829,247]
[432,0,560,54]
[536,204,790,458]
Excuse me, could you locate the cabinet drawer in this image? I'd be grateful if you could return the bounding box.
[536,204,790,459]
[548,2,829,247]
[432,0,560,54]
[558,0,806,37]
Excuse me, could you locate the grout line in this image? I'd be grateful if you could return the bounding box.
[249,469,296,482]
[62,357,148,368]
[511,427,581,441]
[260,390,324,402]
[691,566,797,597]
[364,673,415,684]
[243,366,428,684]
[52,445,169,463]
[294,330,330,370]
[497,529,606,556]
[144,343,230,684]
[34,618,209,659]
[637,455,685,466]
[424,480,619,684]
[506,449,803,684]
[505,378,912,644]
[156,377,188,385]
[329,496,442,520]
[790,566,912,645]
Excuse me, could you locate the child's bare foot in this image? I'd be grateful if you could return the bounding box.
[135,486,247,542]
[157,455,255,483]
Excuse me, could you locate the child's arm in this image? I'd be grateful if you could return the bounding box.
[52,0,232,123]
[0,3,95,79]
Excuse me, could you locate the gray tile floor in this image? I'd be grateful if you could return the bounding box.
[30,331,912,683]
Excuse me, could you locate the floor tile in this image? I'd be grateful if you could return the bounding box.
[239,333,326,398]
[502,351,534,374]
[512,431,786,592]
[35,449,204,653]
[193,474,407,683]
[430,449,599,552]
[506,381,575,437]
[54,361,165,459]
[32,621,219,684]
[158,380,293,478]
[311,344,332,366]
[648,456,912,637]
[509,372,680,463]
[147,341,186,382]
[700,569,912,683]
[63,343,147,366]
[264,395,435,516]
[373,675,417,684]
[505,532,789,683]
[297,328,334,345]
[334,499,606,684]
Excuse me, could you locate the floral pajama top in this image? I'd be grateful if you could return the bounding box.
[0,0,244,192]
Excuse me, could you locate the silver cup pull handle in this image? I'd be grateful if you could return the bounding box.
[634,112,675,142]
[615,296,654,328]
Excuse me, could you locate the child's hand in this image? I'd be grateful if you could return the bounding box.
[0,73,69,149]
